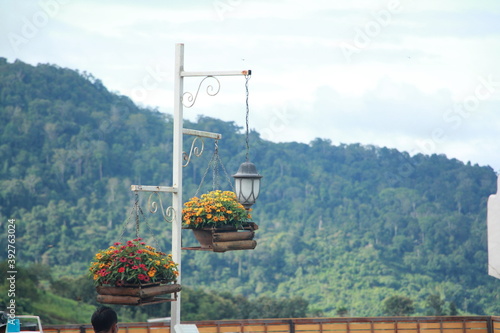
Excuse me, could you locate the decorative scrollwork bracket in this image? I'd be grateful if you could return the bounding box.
[182,76,221,108]
[182,136,204,167]
[147,192,175,223]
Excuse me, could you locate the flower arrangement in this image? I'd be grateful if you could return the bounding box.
[182,190,251,229]
[89,238,179,286]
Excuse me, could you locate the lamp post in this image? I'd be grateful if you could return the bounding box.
[131,43,256,330]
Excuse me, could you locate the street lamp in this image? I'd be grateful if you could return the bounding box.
[232,73,262,210]
[233,161,262,209]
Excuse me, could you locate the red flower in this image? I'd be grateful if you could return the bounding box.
[132,265,139,270]
[114,242,121,246]
[140,264,148,271]
[119,257,127,262]
[138,274,147,280]
[135,257,141,260]
[118,267,125,273]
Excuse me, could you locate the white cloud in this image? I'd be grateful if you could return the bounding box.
[1,0,500,171]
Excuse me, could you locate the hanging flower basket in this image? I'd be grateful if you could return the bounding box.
[189,222,258,252]
[182,190,258,252]
[89,238,181,305]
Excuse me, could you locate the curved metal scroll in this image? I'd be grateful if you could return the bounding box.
[183,136,204,167]
[147,192,175,223]
[182,76,221,108]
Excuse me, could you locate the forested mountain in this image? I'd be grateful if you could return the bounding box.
[1,58,499,322]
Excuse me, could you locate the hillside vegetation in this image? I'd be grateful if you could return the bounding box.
[1,58,499,322]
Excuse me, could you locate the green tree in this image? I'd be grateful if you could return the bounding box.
[383,295,415,316]
[426,294,445,316]
[336,307,349,317]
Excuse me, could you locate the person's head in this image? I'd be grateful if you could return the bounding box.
[91,306,118,333]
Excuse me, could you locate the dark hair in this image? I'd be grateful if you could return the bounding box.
[91,306,117,333]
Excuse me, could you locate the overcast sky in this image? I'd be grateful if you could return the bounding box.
[1,0,500,172]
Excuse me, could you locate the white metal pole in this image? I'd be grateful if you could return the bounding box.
[171,43,184,328]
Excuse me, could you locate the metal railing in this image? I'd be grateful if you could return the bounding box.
[44,316,500,333]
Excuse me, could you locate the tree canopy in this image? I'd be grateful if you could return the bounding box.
[1,58,499,322]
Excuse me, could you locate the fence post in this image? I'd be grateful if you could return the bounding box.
[487,317,493,333]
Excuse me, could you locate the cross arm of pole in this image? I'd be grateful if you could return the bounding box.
[181,70,251,77]
[130,185,178,193]
[183,128,222,140]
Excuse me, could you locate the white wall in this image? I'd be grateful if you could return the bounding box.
[488,175,500,279]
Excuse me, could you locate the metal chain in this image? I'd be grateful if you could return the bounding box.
[216,151,236,193]
[142,211,162,252]
[245,74,251,162]
[195,140,217,197]
[134,192,141,238]
[118,192,162,252]
[119,192,141,242]
[195,139,235,197]
[212,140,220,191]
